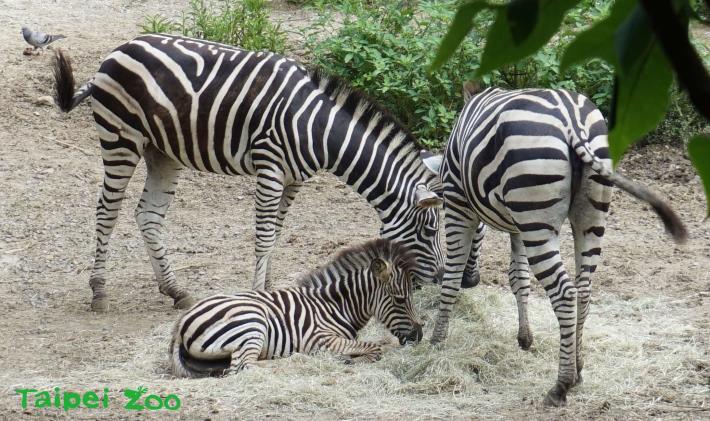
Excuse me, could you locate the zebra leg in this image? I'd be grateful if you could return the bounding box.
[264,182,303,288]
[320,336,384,363]
[509,234,533,350]
[134,146,195,309]
[461,222,486,288]
[568,169,612,387]
[252,169,286,291]
[521,231,577,407]
[89,132,142,312]
[224,337,266,375]
[430,192,479,344]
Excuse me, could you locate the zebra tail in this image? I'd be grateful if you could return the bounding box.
[572,134,688,244]
[52,49,93,113]
[169,322,229,378]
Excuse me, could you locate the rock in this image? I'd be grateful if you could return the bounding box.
[34,96,55,107]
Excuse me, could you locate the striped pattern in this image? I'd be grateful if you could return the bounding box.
[425,87,686,406]
[52,34,444,312]
[169,238,422,377]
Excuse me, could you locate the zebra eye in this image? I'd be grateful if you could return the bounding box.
[392,295,407,305]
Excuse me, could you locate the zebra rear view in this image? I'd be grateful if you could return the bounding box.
[423,84,687,407]
[170,238,422,378]
[52,34,444,312]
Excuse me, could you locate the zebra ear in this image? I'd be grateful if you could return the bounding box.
[463,81,482,102]
[420,150,443,175]
[370,257,391,282]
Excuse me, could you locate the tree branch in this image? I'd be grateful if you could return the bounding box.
[639,0,710,120]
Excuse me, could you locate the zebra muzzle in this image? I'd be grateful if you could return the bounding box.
[401,323,423,345]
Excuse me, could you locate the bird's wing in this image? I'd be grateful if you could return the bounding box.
[30,31,51,46]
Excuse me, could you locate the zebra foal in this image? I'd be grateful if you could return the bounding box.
[423,84,687,406]
[51,34,444,312]
[170,238,422,377]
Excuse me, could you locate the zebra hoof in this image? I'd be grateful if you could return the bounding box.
[543,382,569,407]
[517,332,534,350]
[573,372,583,387]
[461,270,480,289]
[91,297,110,313]
[173,295,196,310]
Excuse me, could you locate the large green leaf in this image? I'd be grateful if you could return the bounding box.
[688,134,710,217]
[615,5,655,76]
[430,1,492,71]
[559,0,636,72]
[608,6,674,163]
[476,0,581,77]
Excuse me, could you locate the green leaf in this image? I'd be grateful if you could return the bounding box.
[615,5,654,76]
[559,0,635,72]
[608,6,673,164]
[688,134,710,217]
[430,1,491,71]
[476,0,581,77]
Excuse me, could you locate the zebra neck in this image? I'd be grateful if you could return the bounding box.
[321,123,432,225]
[306,273,377,332]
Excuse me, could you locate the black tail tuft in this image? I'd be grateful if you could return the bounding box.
[53,49,75,113]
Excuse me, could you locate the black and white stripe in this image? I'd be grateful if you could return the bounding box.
[169,238,422,377]
[423,86,687,406]
[52,34,444,312]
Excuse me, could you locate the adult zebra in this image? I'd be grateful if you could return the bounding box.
[170,238,422,377]
[422,84,687,406]
[51,34,443,312]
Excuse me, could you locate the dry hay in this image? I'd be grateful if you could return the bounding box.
[3,285,705,420]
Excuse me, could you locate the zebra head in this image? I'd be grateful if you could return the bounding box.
[380,183,444,285]
[370,253,423,345]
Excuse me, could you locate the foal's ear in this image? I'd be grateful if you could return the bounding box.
[370,257,391,282]
[463,80,482,102]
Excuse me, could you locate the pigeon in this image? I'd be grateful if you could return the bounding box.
[21,26,65,54]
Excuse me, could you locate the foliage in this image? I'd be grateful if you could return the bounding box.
[305,0,482,147]
[688,134,710,210]
[305,0,616,148]
[431,0,710,214]
[141,0,288,53]
[645,89,709,145]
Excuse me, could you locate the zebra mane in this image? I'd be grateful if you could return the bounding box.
[297,238,415,289]
[306,67,424,151]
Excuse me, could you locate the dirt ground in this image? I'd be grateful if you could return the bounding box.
[0,0,708,419]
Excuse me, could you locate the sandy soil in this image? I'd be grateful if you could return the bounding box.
[0,1,708,419]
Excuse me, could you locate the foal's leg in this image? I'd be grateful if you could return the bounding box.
[319,336,385,363]
[134,145,194,309]
[224,337,267,375]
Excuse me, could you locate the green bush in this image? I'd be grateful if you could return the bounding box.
[306,0,485,147]
[645,89,709,145]
[305,0,620,148]
[141,0,288,53]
